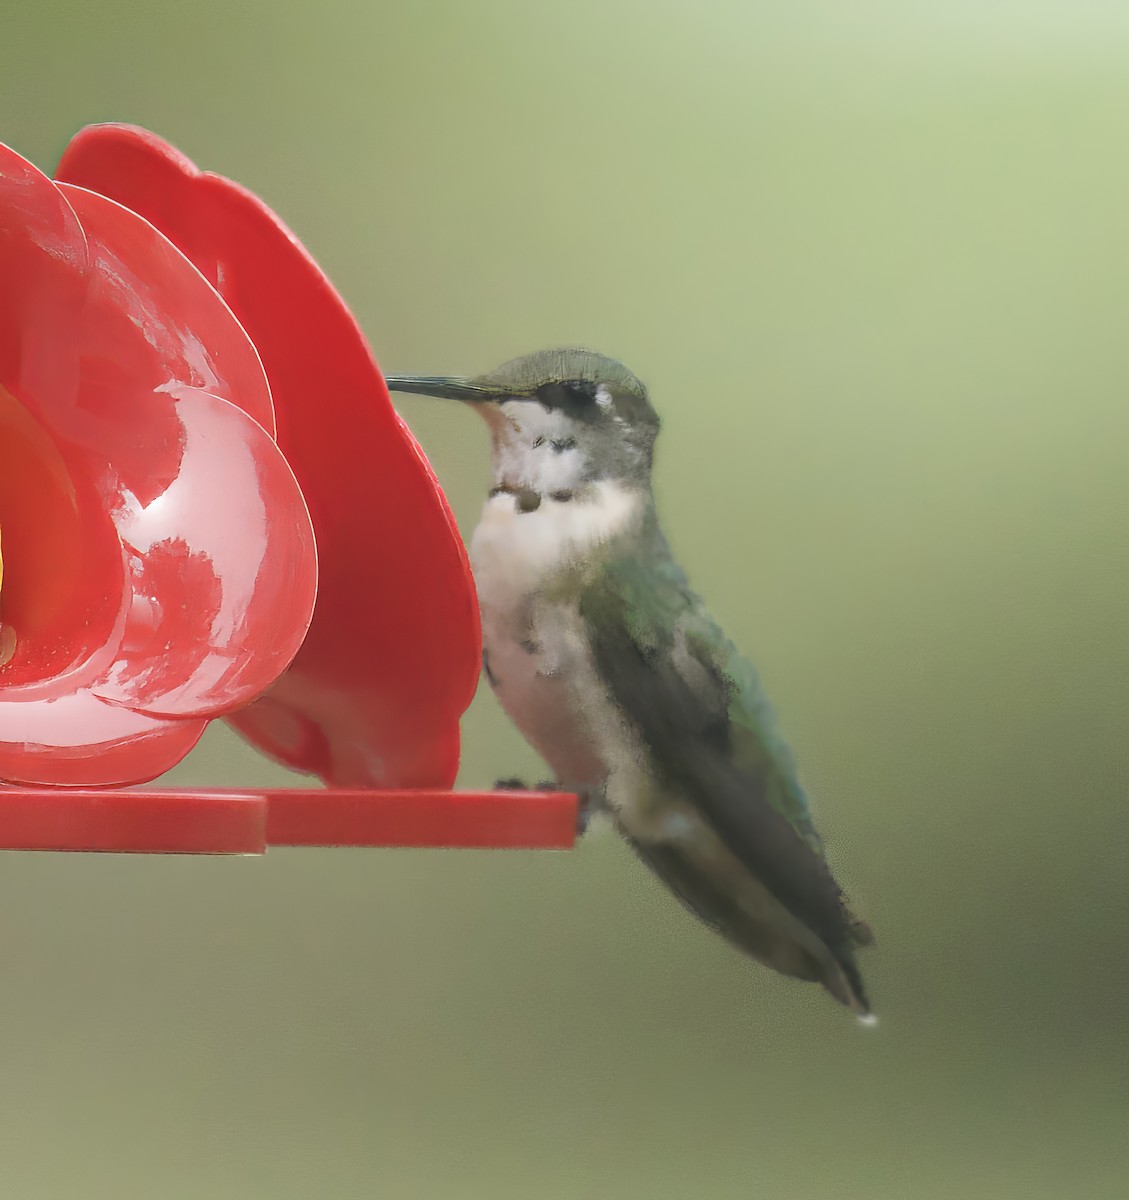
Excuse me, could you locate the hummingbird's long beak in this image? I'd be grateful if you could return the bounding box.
[385,375,498,403]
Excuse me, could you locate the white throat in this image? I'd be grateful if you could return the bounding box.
[487,400,588,495]
[469,397,646,604]
[469,478,643,609]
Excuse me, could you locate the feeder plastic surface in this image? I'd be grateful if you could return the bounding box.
[58,125,482,792]
[0,141,317,787]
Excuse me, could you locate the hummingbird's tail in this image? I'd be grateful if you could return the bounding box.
[627,833,875,1020]
[823,944,874,1021]
[823,905,877,1019]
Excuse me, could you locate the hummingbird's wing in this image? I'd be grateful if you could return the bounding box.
[578,541,872,1014]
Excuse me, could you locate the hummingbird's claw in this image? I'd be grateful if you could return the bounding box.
[540,782,593,837]
[494,777,590,836]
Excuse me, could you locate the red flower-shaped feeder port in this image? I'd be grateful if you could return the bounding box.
[0,141,317,850]
[56,125,477,794]
[0,127,577,854]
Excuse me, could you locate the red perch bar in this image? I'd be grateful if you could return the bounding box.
[265,789,579,850]
[0,789,579,854]
[0,790,268,854]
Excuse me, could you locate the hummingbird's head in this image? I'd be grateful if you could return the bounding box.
[387,348,660,493]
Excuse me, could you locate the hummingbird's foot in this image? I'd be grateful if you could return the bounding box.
[493,777,530,790]
[538,782,594,838]
[493,778,591,837]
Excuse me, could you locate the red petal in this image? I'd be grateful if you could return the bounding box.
[58,124,481,787]
[88,388,317,717]
[0,143,87,412]
[53,185,315,715]
[0,692,206,786]
[2,141,315,786]
[0,145,127,689]
[57,182,275,452]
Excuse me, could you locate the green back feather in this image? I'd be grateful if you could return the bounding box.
[577,516,865,960]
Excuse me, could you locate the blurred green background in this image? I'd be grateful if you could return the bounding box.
[3,1,1129,1196]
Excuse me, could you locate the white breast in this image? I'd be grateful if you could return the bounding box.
[469,481,644,789]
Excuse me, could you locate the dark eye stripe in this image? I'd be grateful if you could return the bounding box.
[550,437,576,453]
[535,379,600,410]
[561,379,598,401]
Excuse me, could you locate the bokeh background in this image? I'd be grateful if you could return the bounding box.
[3,2,1128,1196]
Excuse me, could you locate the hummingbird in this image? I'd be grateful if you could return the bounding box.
[387,349,874,1018]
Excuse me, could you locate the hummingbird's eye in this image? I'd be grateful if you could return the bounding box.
[563,379,598,402]
[536,379,600,410]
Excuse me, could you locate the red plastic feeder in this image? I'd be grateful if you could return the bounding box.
[0,127,578,855]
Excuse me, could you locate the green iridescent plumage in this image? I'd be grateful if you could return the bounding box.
[578,518,871,1007]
